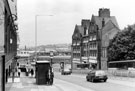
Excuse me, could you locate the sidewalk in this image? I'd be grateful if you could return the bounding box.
[5,77,20,91]
[5,72,57,91]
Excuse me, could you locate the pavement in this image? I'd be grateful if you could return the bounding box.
[5,72,135,91]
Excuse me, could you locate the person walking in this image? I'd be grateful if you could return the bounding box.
[31,69,34,77]
[50,67,54,85]
[12,69,15,82]
[47,67,54,85]
[18,69,21,77]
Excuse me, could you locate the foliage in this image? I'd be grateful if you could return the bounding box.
[108,25,135,61]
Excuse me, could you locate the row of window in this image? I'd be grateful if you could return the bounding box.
[17,51,29,54]
[73,53,80,58]
[89,35,97,41]
[73,49,107,58]
[72,35,97,45]
[89,50,97,57]
[89,42,97,49]
[82,42,97,50]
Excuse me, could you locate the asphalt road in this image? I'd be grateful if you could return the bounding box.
[54,72,135,91]
[6,71,135,91]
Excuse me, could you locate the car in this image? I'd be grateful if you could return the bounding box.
[86,70,108,82]
[61,68,71,75]
[19,64,27,72]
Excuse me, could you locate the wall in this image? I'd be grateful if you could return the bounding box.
[0,0,4,90]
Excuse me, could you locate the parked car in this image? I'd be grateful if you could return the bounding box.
[86,70,108,82]
[61,68,71,75]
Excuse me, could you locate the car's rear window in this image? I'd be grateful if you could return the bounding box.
[95,71,106,76]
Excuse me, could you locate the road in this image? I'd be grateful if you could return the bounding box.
[54,72,135,91]
[6,71,135,91]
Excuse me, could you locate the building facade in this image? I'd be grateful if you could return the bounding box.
[81,20,90,63]
[71,8,120,70]
[72,25,84,69]
[0,0,18,90]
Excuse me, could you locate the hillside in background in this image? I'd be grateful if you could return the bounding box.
[19,43,71,52]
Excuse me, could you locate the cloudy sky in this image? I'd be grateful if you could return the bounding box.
[17,0,135,47]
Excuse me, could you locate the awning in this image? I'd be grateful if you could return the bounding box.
[82,60,87,62]
[89,59,97,63]
[73,61,81,63]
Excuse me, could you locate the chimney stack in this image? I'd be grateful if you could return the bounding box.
[99,8,110,17]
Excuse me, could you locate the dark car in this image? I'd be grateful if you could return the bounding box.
[86,70,108,82]
[18,64,27,72]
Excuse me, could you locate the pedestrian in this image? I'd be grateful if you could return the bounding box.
[47,67,54,85]
[31,69,34,77]
[26,68,28,76]
[46,70,49,84]
[18,69,21,77]
[12,69,15,82]
[50,67,54,85]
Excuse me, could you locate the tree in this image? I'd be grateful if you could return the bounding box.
[108,25,135,61]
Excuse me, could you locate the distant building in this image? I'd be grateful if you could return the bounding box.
[71,8,120,70]
[17,49,35,58]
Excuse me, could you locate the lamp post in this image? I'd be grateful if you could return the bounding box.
[50,51,54,66]
[35,15,53,62]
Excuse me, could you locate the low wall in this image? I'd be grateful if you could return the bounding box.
[107,69,135,77]
[72,69,135,78]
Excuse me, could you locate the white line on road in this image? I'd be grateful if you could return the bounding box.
[54,78,94,91]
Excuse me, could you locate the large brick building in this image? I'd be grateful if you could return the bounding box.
[71,8,120,70]
[0,0,18,90]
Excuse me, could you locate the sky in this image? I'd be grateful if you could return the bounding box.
[17,0,135,47]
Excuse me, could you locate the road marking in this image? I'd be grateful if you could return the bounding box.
[54,78,94,91]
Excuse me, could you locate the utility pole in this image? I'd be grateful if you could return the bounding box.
[35,15,53,61]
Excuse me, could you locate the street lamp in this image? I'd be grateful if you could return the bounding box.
[50,51,54,66]
[35,15,53,62]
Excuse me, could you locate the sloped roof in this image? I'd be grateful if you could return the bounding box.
[102,27,119,47]
[77,25,84,36]
[91,15,119,30]
[102,20,120,35]
[72,25,84,39]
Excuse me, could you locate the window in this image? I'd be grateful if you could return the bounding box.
[84,27,87,35]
